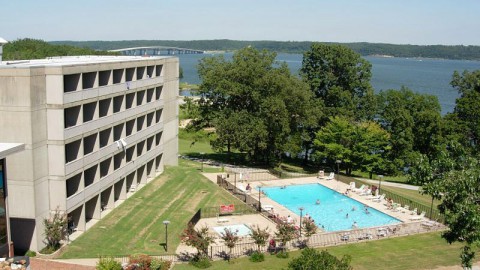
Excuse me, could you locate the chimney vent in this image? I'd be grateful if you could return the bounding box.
[0,37,8,62]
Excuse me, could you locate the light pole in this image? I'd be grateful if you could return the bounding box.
[335,160,342,180]
[299,207,304,237]
[163,220,170,251]
[200,152,205,172]
[378,175,383,194]
[258,186,262,212]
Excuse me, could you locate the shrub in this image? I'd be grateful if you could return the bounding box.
[249,251,265,262]
[276,250,289,259]
[150,258,172,270]
[180,223,214,258]
[129,254,152,270]
[43,207,68,251]
[25,250,36,257]
[249,225,270,252]
[96,257,122,270]
[287,248,352,270]
[189,255,212,269]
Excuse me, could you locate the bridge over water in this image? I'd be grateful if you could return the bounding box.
[109,46,204,56]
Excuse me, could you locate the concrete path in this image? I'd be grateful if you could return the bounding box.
[355,178,420,191]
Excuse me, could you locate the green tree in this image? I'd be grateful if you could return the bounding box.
[300,218,317,247]
[180,223,214,259]
[275,222,297,251]
[301,43,374,121]
[376,87,442,172]
[43,208,68,252]
[249,225,270,252]
[451,70,480,153]
[196,46,316,164]
[220,228,240,261]
[287,248,352,270]
[312,117,390,176]
[3,38,118,60]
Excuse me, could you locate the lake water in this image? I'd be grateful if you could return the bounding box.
[177,53,480,114]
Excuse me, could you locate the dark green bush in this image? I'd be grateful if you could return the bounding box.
[25,250,36,257]
[189,255,212,268]
[276,250,289,259]
[249,251,265,262]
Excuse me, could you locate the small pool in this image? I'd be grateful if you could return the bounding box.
[213,224,252,236]
[261,183,401,232]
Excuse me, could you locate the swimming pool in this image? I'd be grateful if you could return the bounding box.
[213,224,252,236]
[261,183,401,232]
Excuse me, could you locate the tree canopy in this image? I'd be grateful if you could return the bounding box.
[196,46,319,164]
[3,38,118,60]
[301,43,375,121]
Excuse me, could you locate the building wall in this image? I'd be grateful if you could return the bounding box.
[0,56,179,251]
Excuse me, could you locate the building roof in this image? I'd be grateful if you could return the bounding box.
[0,143,24,160]
[0,37,7,45]
[0,55,172,68]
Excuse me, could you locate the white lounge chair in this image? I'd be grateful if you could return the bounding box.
[237,184,247,193]
[353,185,366,193]
[349,182,356,190]
[410,208,418,215]
[372,194,386,202]
[325,172,335,180]
[409,211,426,221]
[262,204,274,212]
[359,188,372,196]
[398,205,410,213]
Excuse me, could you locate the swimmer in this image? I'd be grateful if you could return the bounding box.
[352,221,358,229]
[315,199,321,205]
[346,213,349,218]
[352,206,356,211]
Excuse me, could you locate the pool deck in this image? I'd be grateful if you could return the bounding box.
[176,173,440,256]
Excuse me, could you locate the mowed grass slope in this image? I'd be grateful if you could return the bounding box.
[173,232,466,270]
[60,159,242,258]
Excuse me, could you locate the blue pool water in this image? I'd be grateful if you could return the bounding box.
[261,184,401,232]
[213,224,252,236]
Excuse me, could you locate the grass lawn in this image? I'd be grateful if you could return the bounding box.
[173,232,467,270]
[59,159,244,258]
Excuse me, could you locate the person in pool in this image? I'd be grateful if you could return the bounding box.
[316,199,321,205]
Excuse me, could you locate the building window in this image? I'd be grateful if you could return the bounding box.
[82,72,96,89]
[64,74,81,93]
[65,139,81,163]
[64,106,81,128]
[113,69,124,84]
[99,70,111,87]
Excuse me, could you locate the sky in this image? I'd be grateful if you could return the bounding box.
[1,0,479,45]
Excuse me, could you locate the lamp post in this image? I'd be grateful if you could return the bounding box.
[163,220,170,251]
[258,186,262,212]
[378,175,383,194]
[200,152,205,172]
[299,207,304,237]
[335,160,342,180]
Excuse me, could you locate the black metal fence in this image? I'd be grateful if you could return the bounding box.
[336,174,444,222]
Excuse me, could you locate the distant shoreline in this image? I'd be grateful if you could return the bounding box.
[369,54,394,58]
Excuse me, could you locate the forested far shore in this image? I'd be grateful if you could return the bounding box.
[2,39,119,61]
[50,39,480,60]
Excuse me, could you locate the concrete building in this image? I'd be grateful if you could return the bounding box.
[0,143,25,257]
[0,55,179,252]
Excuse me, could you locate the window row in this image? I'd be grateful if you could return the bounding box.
[66,132,163,198]
[67,154,162,229]
[64,65,163,92]
[64,86,163,129]
[65,111,162,163]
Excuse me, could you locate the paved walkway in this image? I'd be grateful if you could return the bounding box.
[355,177,420,191]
